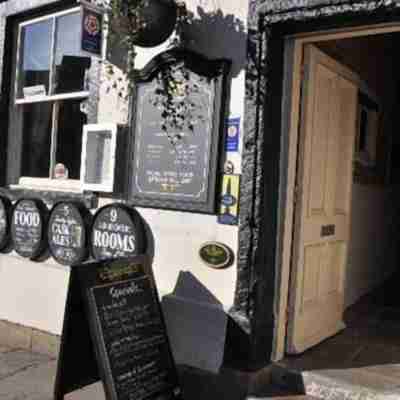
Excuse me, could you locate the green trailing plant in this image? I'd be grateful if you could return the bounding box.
[105,0,209,144]
[150,63,207,139]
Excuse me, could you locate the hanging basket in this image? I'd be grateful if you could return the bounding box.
[113,0,178,48]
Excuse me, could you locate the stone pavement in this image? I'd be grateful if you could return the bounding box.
[0,346,105,400]
[0,345,310,400]
[274,279,400,400]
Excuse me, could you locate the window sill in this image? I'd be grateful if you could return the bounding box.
[14,177,82,193]
[0,183,98,209]
[15,91,90,105]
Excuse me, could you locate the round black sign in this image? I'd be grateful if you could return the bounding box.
[11,199,48,259]
[91,204,146,261]
[48,202,91,266]
[0,196,12,251]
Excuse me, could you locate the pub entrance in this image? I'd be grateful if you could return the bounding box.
[274,23,400,378]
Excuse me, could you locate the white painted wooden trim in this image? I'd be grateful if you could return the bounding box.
[15,91,90,104]
[12,177,83,193]
[19,7,80,27]
[273,22,400,362]
[272,39,303,362]
[49,103,60,178]
[287,22,400,42]
[15,7,84,104]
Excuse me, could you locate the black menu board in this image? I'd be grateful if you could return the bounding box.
[129,49,230,213]
[48,202,91,266]
[0,196,12,251]
[89,274,179,400]
[11,199,48,259]
[54,256,182,400]
[91,204,146,261]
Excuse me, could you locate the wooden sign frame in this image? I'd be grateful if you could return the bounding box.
[128,48,231,214]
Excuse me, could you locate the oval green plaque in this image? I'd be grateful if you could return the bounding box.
[199,242,232,269]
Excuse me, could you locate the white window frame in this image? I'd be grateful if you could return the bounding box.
[15,7,89,103]
[14,7,91,191]
[80,123,118,192]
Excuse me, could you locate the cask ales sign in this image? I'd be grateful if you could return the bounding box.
[11,199,48,259]
[54,256,182,400]
[48,202,91,266]
[91,204,146,260]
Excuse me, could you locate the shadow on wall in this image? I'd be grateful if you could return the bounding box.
[182,7,247,78]
[172,270,223,307]
[105,6,247,79]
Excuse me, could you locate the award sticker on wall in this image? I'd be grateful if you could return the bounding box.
[218,174,240,226]
[81,3,103,57]
[225,117,240,152]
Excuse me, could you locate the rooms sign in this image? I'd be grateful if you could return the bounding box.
[5,199,147,264]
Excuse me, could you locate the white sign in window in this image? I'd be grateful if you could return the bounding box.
[80,124,118,192]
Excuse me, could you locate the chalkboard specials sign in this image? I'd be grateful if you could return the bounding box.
[91,204,146,261]
[129,49,231,213]
[11,199,48,260]
[48,202,92,266]
[0,196,12,251]
[54,256,182,400]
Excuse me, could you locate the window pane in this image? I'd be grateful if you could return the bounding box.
[56,100,87,179]
[21,103,53,177]
[18,19,52,98]
[53,12,91,94]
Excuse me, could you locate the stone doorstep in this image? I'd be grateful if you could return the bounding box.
[248,397,318,400]
[0,319,60,358]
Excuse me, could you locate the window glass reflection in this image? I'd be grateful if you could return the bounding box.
[54,12,91,94]
[19,19,52,98]
[56,100,87,179]
[21,102,52,177]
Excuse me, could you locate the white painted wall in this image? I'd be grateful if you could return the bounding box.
[0,0,248,335]
[99,0,249,309]
[0,255,69,335]
[345,184,400,307]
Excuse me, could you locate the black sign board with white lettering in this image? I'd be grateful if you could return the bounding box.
[91,204,146,261]
[54,256,182,400]
[129,49,231,213]
[0,196,12,252]
[11,199,48,260]
[48,202,92,266]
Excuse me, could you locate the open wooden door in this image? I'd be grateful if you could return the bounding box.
[286,45,359,354]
